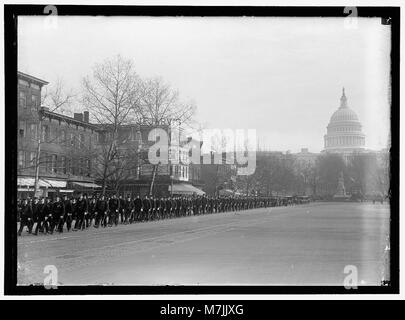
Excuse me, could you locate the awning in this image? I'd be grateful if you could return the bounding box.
[17,177,53,187]
[219,189,235,196]
[71,181,102,188]
[42,179,67,188]
[169,183,205,195]
[17,188,35,192]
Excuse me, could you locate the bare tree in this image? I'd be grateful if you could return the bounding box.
[136,77,195,126]
[41,77,76,114]
[82,55,142,194]
[133,77,196,195]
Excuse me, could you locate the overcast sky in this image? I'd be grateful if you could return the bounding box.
[18,16,391,153]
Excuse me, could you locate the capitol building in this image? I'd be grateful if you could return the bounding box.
[323,88,366,155]
[295,88,370,165]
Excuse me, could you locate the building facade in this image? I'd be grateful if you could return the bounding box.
[323,88,366,158]
[17,72,100,198]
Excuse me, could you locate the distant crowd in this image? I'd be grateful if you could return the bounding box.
[17,193,311,236]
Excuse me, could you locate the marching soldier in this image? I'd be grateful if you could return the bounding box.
[171,197,177,218]
[64,195,73,232]
[150,196,156,221]
[47,197,56,234]
[74,193,88,231]
[18,198,33,236]
[108,194,119,226]
[118,195,126,224]
[159,197,165,219]
[33,197,46,235]
[87,196,97,228]
[125,195,133,224]
[133,195,143,222]
[95,195,108,228]
[175,197,181,218]
[142,195,151,222]
[166,197,172,218]
[53,195,66,233]
[17,199,22,223]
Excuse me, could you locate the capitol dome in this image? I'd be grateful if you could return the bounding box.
[324,88,365,152]
[330,107,359,122]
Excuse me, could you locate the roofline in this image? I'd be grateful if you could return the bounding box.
[18,71,49,86]
[41,107,98,130]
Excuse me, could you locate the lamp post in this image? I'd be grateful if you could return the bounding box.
[168,117,181,197]
[170,174,174,197]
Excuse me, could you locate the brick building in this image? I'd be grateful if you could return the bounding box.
[103,125,205,197]
[17,71,205,198]
[17,71,100,198]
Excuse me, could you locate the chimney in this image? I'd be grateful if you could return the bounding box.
[74,113,83,122]
[83,111,89,123]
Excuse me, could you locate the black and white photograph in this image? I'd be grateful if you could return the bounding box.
[2,4,400,297]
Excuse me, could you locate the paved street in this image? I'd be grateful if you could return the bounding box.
[17,202,390,286]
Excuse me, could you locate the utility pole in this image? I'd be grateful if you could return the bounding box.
[33,108,44,197]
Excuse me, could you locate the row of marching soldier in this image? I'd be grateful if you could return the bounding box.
[17,193,310,236]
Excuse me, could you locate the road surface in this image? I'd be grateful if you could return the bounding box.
[17,202,390,285]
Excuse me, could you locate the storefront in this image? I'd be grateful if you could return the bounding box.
[69,181,102,196]
[17,176,68,198]
[168,183,205,196]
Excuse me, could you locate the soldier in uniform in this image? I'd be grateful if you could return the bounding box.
[133,195,143,222]
[165,197,172,218]
[87,196,97,228]
[53,195,66,233]
[159,197,165,220]
[33,197,46,235]
[174,197,181,217]
[118,195,126,224]
[46,197,56,234]
[74,193,87,231]
[125,195,133,224]
[31,197,39,231]
[63,195,73,232]
[17,198,22,223]
[18,198,33,236]
[108,194,119,226]
[150,196,156,220]
[95,194,108,228]
[171,197,177,218]
[142,195,151,222]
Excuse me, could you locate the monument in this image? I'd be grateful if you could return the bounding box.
[333,171,350,200]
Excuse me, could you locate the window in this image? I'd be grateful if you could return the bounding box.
[80,134,85,148]
[70,133,75,147]
[29,152,36,167]
[86,159,91,176]
[67,158,73,174]
[41,125,49,142]
[40,153,47,170]
[18,151,25,167]
[79,158,84,175]
[60,130,66,144]
[30,124,37,140]
[31,95,38,111]
[19,121,26,137]
[31,83,40,90]
[51,154,57,173]
[61,156,66,174]
[18,79,29,87]
[19,91,26,108]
